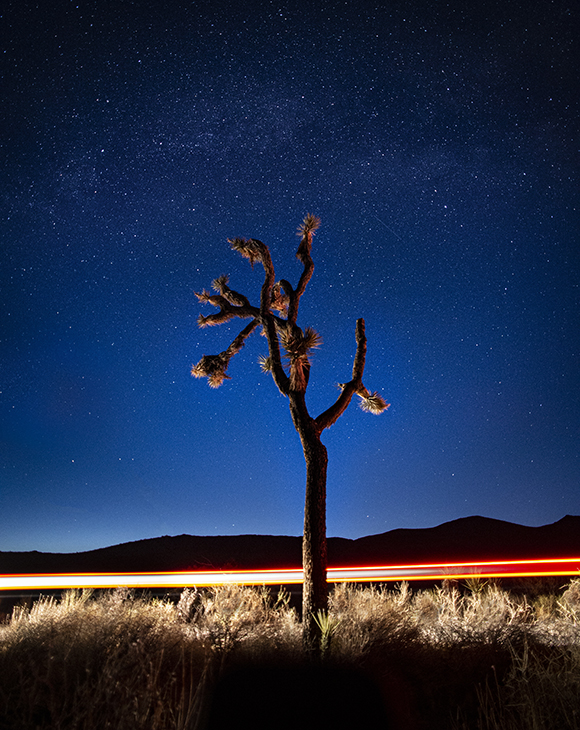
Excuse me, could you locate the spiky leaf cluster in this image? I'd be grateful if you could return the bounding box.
[258,355,273,373]
[296,214,320,264]
[297,214,321,238]
[279,327,322,360]
[228,237,264,268]
[358,392,390,414]
[209,274,250,308]
[191,354,231,388]
[278,327,322,391]
[211,274,230,293]
[195,289,221,305]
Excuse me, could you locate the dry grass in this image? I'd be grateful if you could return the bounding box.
[0,588,205,729]
[0,579,579,729]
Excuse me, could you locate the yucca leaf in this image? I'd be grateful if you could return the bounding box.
[258,355,273,372]
[228,237,263,267]
[297,213,321,237]
[197,314,211,328]
[211,274,229,293]
[195,289,214,303]
[191,354,231,387]
[280,327,321,359]
[302,327,322,352]
[358,392,390,414]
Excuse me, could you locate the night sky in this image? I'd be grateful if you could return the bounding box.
[2,0,578,554]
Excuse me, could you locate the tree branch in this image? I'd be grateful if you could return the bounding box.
[211,274,252,308]
[226,318,260,357]
[287,214,319,326]
[191,319,260,388]
[351,317,367,381]
[314,318,389,431]
[227,236,290,396]
[195,288,258,328]
[256,242,290,395]
[270,281,290,316]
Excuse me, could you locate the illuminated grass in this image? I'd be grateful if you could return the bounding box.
[0,580,579,729]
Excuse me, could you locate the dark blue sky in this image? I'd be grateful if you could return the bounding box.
[2,0,578,553]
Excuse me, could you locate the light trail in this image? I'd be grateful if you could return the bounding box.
[1,557,579,591]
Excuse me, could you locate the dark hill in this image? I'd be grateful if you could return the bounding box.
[1,515,579,574]
[332,515,580,566]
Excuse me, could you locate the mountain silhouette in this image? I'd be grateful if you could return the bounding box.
[1,515,579,575]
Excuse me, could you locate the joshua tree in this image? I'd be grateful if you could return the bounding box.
[191,214,389,649]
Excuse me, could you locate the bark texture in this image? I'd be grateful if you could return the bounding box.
[289,391,329,648]
[301,436,328,648]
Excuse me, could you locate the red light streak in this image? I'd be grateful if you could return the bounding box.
[1,557,579,591]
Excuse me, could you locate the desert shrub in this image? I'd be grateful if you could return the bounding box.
[328,582,419,660]
[328,581,578,729]
[527,578,580,648]
[532,592,560,620]
[0,589,207,730]
[188,584,301,670]
[561,577,580,614]
[418,583,532,647]
[0,580,579,729]
[454,641,580,730]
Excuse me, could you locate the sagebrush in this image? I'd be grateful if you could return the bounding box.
[0,579,579,729]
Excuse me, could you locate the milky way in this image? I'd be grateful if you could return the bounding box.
[2,0,578,552]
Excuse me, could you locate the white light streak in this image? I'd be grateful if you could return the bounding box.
[1,557,579,591]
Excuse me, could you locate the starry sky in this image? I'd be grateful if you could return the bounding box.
[2,0,578,554]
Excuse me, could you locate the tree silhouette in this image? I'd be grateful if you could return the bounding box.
[191,214,389,649]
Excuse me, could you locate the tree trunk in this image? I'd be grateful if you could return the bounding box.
[193,220,388,654]
[288,391,329,651]
[301,436,328,651]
